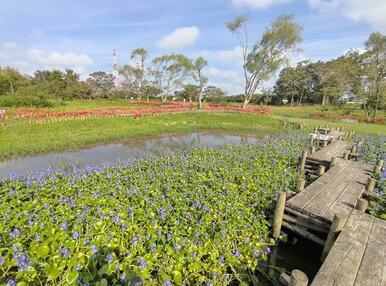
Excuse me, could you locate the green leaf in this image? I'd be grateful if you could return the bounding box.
[37,244,50,257]
[47,263,60,280]
[173,270,182,284]
[100,278,108,286]
[66,271,79,284]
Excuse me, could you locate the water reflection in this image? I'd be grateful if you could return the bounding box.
[0,132,265,179]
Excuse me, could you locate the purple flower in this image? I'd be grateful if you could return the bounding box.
[10,228,20,239]
[232,248,241,259]
[163,280,172,286]
[167,231,173,241]
[0,256,4,266]
[75,264,83,270]
[138,257,147,269]
[265,247,271,255]
[72,231,79,240]
[14,253,30,271]
[218,255,225,266]
[106,253,113,264]
[158,207,166,220]
[61,247,70,257]
[6,279,16,286]
[131,235,141,246]
[60,221,69,230]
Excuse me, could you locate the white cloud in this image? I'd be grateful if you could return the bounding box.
[232,0,294,9]
[206,66,245,95]
[3,41,17,49]
[28,49,93,66]
[157,26,199,49]
[218,46,244,64]
[0,47,93,78]
[309,0,386,32]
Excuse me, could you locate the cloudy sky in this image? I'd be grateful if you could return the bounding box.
[1,0,385,94]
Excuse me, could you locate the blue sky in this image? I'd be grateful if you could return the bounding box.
[0,0,385,94]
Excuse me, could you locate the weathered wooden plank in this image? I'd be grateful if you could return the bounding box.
[353,217,386,286]
[308,140,350,163]
[286,160,350,215]
[311,211,375,286]
[305,162,364,221]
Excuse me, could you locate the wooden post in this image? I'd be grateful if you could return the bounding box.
[289,270,308,286]
[323,140,328,147]
[297,178,305,192]
[273,192,286,240]
[355,198,368,213]
[330,157,337,167]
[321,213,347,261]
[310,146,316,154]
[343,151,350,160]
[313,126,318,133]
[374,165,382,175]
[300,151,307,173]
[317,165,326,176]
[351,145,357,154]
[366,178,375,192]
[309,135,314,146]
[376,159,384,169]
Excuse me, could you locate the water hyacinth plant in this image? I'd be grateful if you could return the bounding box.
[0,132,307,285]
[356,135,386,219]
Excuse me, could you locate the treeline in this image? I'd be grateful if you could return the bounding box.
[244,31,385,122]
[0,56,226,108]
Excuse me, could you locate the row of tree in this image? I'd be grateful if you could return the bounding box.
[271,32,385,121]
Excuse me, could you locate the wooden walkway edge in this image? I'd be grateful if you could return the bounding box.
[273,126,385,286]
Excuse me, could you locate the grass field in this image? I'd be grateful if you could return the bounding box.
[0,100,384,160]
[0,112,282,160]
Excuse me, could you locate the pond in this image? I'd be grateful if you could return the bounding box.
[0,131,265,180]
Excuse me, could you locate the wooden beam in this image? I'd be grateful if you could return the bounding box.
[273,192,286,240]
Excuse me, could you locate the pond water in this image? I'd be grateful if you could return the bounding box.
[0,131,265,180]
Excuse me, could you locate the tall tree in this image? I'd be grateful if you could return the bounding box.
[0,67,28,95]
[226,15,302,108]
[87,71,115,98]
[191,56,208,109]
[274,61,320,106]
[149,54,192,102]
[360,32,386,122]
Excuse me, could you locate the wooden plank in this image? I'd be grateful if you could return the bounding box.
[354,217,386,286]
[311,211,375,286]
[287,160,371,223]
[304,162,364,221]
[308,140,349,163]
[286,160,350,215]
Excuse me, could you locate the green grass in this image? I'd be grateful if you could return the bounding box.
[0,112,282,160]
[1,101,385,160]
[269,105,386,136]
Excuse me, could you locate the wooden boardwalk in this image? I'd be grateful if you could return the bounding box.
[311,210,386,286]
[307,140,350,167]
[274,127,385,286]
[287,159,372,224]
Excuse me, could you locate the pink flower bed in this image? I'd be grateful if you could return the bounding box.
[12,102,270,121]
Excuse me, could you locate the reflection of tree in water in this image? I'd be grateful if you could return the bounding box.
[122,133,200,156]
[121,132,263,157]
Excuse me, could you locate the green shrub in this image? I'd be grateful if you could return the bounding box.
[0,86,58,108]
